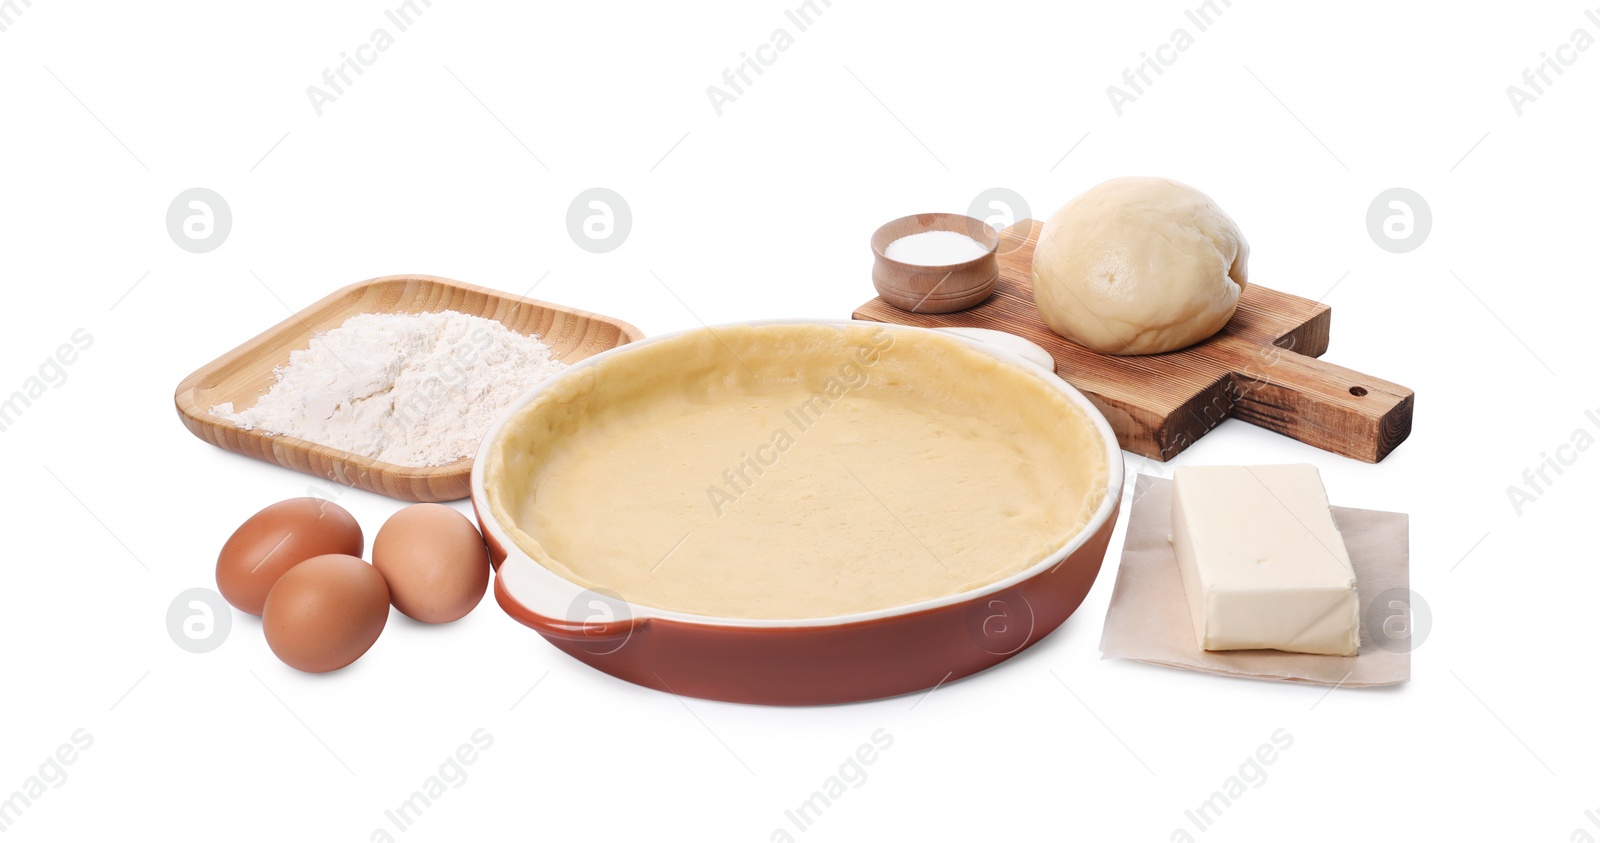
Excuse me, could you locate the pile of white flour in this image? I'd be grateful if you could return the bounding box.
[213,311,565,467]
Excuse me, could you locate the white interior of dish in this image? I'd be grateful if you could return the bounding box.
[473,319,1125,629]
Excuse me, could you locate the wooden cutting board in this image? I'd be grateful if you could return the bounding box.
[853,220,1413,463]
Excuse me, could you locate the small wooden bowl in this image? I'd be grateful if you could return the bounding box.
[174,274,643,502]
[871,213,1000,313]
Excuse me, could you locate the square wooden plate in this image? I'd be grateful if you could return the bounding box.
[174,274,644,502]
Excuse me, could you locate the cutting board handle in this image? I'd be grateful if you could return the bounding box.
[1211,336,1414,463]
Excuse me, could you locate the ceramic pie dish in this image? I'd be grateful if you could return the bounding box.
[471,320,1124,705]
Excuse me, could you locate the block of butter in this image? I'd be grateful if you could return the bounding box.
[1171,464,1360,656]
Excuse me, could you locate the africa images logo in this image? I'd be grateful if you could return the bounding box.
[705,328,896,516]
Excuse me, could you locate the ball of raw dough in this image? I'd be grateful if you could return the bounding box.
[1031,177,1249,355]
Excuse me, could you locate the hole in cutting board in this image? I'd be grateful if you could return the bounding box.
[1349,386,1369,397]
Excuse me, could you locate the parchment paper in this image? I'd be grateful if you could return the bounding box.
[1098,474,1410,687]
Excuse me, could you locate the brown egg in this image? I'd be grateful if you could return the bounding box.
[216,498,364,615]
[262,554,390,673]
[372,504,491,624]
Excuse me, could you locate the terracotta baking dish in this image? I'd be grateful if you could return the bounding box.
[471,320,1124,705]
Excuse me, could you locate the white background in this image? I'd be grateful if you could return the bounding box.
[2,0,1595,840]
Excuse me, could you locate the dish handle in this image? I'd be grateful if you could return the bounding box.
[493,558,643,650]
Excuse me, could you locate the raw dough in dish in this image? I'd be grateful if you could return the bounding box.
[1031,176,1249,355]
[484,324,1108,620]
